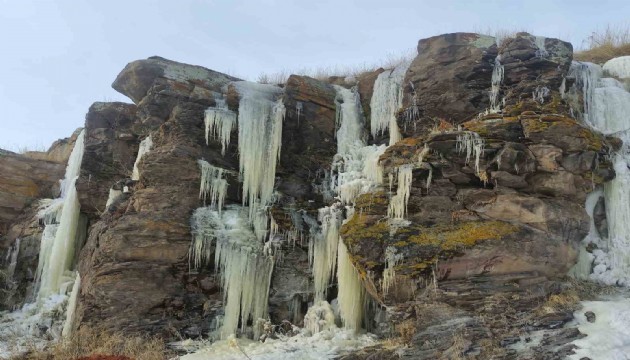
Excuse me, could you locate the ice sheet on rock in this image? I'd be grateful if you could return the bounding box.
[131,135,152,181]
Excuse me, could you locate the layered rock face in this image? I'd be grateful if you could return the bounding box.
[0,32,620,359]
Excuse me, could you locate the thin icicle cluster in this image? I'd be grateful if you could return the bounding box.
[337,241,365,331]
[205,107,237,156]
[310,206,342,300]
[456,131,485,175]
[370,60,410,145]
[198,159,228,213]
[131,135,153,181]
[388,165,413,219]
[382,246,403,295]
[489,57,504,113]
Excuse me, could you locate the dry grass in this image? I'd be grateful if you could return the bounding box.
[575,24,630,63]
[14,327,173,360]
[256,49,415,84]
[536,278,619,316]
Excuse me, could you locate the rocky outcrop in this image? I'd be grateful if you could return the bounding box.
[0,150,65,232]
[75,58,237,337]
[76,102,138,217]
[401,33,498,133]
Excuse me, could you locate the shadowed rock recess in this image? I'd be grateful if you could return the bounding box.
[1,33,626,359]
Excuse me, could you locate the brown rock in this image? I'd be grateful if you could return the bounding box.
[402,32,498,135]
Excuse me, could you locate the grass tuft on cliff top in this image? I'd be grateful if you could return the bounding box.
[575,24,630,63]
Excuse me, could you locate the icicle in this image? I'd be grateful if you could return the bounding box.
[388,165,413,219]
[456,131,485,175]
[189,205,274,339]
[382,246,403,296]
[233,82,285,221]
[311,206,342,300]
[337,241,365,331]
[205,107,237,156]
[489,57,504,113]
[131,135,153,181]
[198,159,228,213]
[61,273,80,337]
[370,60,411,145]
[189,207,221,271]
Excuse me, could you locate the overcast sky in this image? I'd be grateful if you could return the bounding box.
[1,0,628,152]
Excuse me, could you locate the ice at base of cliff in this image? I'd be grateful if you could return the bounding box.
[0,293,69,358]
[569,298,630,360]
[178,328,376,360]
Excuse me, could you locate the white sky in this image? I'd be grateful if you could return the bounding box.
[0,0,628,152]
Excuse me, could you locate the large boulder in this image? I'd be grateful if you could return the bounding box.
[401,33,498,134]
[112,56,240,105]
[76,102,138,217]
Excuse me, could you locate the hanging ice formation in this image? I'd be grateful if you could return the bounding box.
[310,206,342,300]
[131,135,153,181]
[456,131,485,175]
[567,58,630,285]
[204,95,237,155]
[198,159,228,213]
[336,240,366,330]
[189,206,274,339]
[388,165,413,219]
[382,246,403,295]
[370,60,411,145]
[36,129,85,300]
[489,56,505,113]
[232,82,286,228]
[191,82,286,340]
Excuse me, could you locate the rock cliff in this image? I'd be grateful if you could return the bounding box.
[1,33,625,359]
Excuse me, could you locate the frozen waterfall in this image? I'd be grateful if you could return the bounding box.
[370,60,411,145]
[568,59,630,285]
